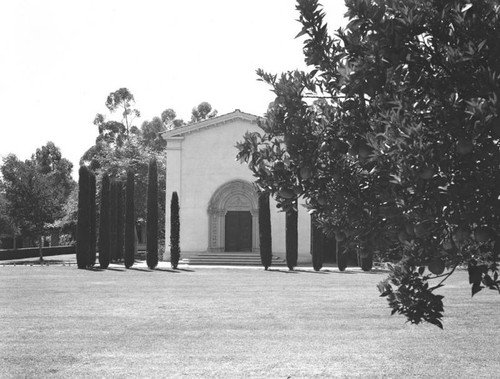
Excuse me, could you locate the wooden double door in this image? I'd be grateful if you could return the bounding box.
[225,211,252,252]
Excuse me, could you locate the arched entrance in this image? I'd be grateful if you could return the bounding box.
[207,180,259,252]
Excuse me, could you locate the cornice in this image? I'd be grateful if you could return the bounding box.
[160,109,263,140]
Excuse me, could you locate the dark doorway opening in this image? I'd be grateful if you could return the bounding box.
[225,211,252,252]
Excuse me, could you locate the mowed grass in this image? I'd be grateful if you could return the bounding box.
[1,265,499,378]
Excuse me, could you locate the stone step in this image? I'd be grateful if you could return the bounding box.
[184,252,285,266]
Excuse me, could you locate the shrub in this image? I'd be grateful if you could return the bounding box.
[258,192,272,270]
[124,170,135,269]
[285,205,298,270]
[170,191,180,269]
[98,173,111,269]
[146,158,158,269]
[76,166,90,269]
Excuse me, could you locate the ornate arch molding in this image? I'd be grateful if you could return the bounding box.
[207,180,259,252]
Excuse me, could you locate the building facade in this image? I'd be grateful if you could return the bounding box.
[161,110,312,263]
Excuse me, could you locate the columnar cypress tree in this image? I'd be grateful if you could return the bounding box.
[109,180,118,263]
[258,192,272,270]
[170,191,180,269]
[146,158,158,269]
[358,250,373,272]
[76,166,90,269]
[89,170,97,267]
[336,240,347,272]
[285,203,298,270]
[116,181,124,262]
[311,216,323,271]
[98,173,111,269]
[124,170,135,269]
[325,235,337,263]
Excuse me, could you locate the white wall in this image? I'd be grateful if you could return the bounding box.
[164,118,311,263]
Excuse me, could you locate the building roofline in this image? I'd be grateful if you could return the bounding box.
[159,109,262,139]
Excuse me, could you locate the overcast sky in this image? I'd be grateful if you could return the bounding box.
[0,0,347,178]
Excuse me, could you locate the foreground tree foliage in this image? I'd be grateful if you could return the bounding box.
[237,0,500,327]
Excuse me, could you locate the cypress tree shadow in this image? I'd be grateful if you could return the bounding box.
[294,269,329,274]
[1,259,67,265]
[174,268,195,272]
[127,267,154,272]
[155,268,181,273]
[85,267,105,272]
[106,267,126,272]
[268,268,298,274]
[321,269,356,274]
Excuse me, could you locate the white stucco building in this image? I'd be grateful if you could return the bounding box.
[160,109,312,264]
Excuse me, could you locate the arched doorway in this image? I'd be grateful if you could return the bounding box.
[207,180,259,252]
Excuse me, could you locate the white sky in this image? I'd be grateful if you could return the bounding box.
[0,0,347,179]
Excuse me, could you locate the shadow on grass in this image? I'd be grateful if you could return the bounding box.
[125,266,181,273]
[294,269,330,274]
[321,269,356,274]
[127,267,154,272]
[106,267,126,272]
[360,269,389,274]
[2,259,66,266]
[175,268,195,272]
[268,268,298,274]
[319,268,388,274]
[155,267,181,273]
[85,267,106,272]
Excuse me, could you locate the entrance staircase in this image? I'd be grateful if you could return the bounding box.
[180,251,286,266]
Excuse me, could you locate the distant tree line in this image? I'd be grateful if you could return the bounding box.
[0,142,75,258]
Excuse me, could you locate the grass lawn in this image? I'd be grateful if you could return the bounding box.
[1,264,499,378]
